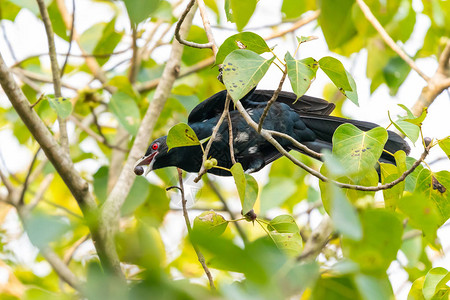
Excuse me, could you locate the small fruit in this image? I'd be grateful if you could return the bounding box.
[424,137,432,147]
[134,166,144,175]
[204,160,214,169]
[210,158,218,166]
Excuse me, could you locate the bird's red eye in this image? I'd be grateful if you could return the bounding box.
[152,143,158,150]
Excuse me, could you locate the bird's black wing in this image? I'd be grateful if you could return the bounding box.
[188,89,336,124]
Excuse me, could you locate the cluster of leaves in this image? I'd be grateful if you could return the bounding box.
[0,0,450,299]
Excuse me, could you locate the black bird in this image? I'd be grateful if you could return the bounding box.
[134,89,410,176]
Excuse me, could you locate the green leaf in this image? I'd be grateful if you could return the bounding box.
[223,49,275,101]
[380,150,407,209]
[438,137,450,159]
[109,92,140,136]
[216,32,270,65]
[8,0,51,15]
[48,0,69,41]
[319,56,352,91]
[332,124,388,177]
[93,18,123,66]
[260,178,297,213]
[311,275,361,299]
[93,166,109,203]
[230,163,258,214]
[318,0,357,49]
[0,1,21,21]
[409,276,426,300]
[25,212,71,248]
[383,56,411,96]
[342,209,403,274]
[354,274,394,300]
[330,184,362,241]
[121,176,151,216]
[415,169,450,223]
[193,211,228,236]
[243,174,258,215]
[397,194,441,246]
[398,104,415,119]
[166,123,200,150]
[423,267,450,300]
[47,96,72,119]
[228,0,256,31]
[281,0,307,20]
[123,0,162,24]
[271,232,303,257]
[285,52,318,99]
[388,111,419,143]
[404,108,428,127]
[343,70,359,105]
[267,215,299,233]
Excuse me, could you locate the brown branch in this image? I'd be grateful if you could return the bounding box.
[264,10,320,40]
[128,25,139,84]
[267,130,322,160]
[18,148,40,205]
[137,56,215,93]
[297,214,333,261]
[257,65,287,132]
[196,0,218,55]
[177,169,215,289]
[235,100,432,191]
[175,0,213,49]
[99,4,197,275]
[411,41,450,116]
[12,68,77,91]
[60,0,75,77]
[0,52,124,277]
[227,110,237,165]
[0,168,14,195]
[36,0,69,152]
[355,0,430,82]
[194,93,231,183]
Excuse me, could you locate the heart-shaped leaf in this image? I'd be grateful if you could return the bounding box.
[216,32,270,65]
[47,96,72,119]
[223,49,275,101]
[285,52,318,99]
[166,123,200,150]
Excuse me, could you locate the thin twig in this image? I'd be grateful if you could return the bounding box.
[267,130,322,160]
[0,168,14,194]
[60,0,75,77]
[0,8,17,61]
[206,179,248,243]
[177,168,215,290]
[25,173,54,212]
[88,108,128,152]
[194,93,231,183]
[264,10,320,40]
[227,110,236,165]
[355,0,430,82]
[63,234,90,265]
[235,100,432,191]
[196,0,218,55]
[257,65,288,132]
[36,0,69,152]
[18,148,41,205]
[128,25,139,84]
[175,0,213,49]
[12,68,77,91]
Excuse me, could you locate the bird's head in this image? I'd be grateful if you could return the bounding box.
[134,136,170,176]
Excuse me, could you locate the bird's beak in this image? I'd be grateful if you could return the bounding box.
[134,152,158,176]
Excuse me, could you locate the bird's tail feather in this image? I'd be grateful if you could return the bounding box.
[298,115,410,164]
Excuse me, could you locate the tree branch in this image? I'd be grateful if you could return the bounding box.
[99,4,197,276]
[411,40,450,116]
[257,65,287,132]
[234,100,432,191]
[177,169,215,289]
[36,0,69,152]
[175,0,214,49]
[196,0,218,55]
[355,0,430,82]
[297,214,334,261]
[264,10,320,40]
